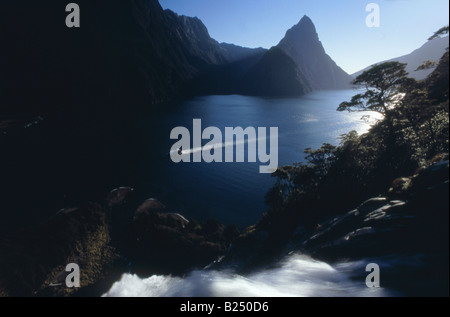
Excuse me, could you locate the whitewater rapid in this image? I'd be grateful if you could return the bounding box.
[103,254,389,297]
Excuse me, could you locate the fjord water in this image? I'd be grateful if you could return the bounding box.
[140,90,378,227]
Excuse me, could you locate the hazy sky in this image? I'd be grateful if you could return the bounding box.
[159,0,449,74]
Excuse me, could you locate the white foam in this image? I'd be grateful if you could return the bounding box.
[103,254,387,297]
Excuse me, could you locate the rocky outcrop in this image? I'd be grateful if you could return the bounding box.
[218,156,449,279]
[106,187,135,208]
[129,210,239,275]
[0,187,239,296]
[0,202,116,297]
[1,156,447,296]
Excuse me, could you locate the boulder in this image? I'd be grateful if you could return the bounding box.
[106,187,134,207]
[388,177,412,196]
[134,198,166,219]
[411,160,449,194]
[127,202,238,275]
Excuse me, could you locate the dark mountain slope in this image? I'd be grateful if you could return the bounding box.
[0,0,209,118]
[164,9,227,66]
[240,47,312,97]
[218,43,267,63]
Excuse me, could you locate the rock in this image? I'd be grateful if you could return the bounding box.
[357,197,388,216]
[343,227,375,241]
[388,177,412,196]
[364,201,408,223]
[223,224,241,242]
[0,286,7,297]
[172,213,190,225]
[125,200,238,275]
[56,207,79,215]
[0,191,239,296]
[134,212,189,232]
[134,198,166,218]
[0,203,117,297]
[300,196,422,262]
[411,160,449,194]
[106,187,134,207]
[212,227,272,271]
[300,158,448,263]
[430,153,449,164]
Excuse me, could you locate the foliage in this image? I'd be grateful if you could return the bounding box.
[415,60,438,72]
[265,27,449,229]
[428,25,449,41]
[338,62,411,117]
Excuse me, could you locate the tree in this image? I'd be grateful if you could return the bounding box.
[416,25,449,72]
[428,25,449,41]
[338,62,411,118]
[415,60,438,72]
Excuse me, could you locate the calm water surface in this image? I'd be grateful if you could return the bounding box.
[140,90,379,227]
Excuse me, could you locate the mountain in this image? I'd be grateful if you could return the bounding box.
[163,12,348,97]
[164,9,227,66]
[162,10,270,95]
[277,16,353,90]
[237,15,352,96]
[0,0,223,117]
[218,43,267,63]
[0,1,350,113]
[240,47,312,96]
[353,37,449,80]
[164,10,267,66]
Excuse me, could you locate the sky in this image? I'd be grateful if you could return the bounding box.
[159,0,449,74]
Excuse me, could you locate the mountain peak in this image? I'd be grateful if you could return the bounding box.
[280,15,318,45]
[299,15,313,25]
[277,15,353,90]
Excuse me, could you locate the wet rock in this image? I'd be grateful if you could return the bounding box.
[357,197,388,216]
[389,177,412,196]
[430,153,449,164]
[300,161,449,262]
[134,198,166,218]
[300,197,424,262]
[411,160,449,194]
[0,203,117,297]
[222,156,449,269]
[364,200,407,223]
[134,211,189,233]
[56,207,79,215]
[106,187,134,208]
[212,227,273,271]
[0,188,238,297]
[128,208,235,275]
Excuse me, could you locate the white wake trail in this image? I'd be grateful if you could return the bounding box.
[170,136,265,156]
